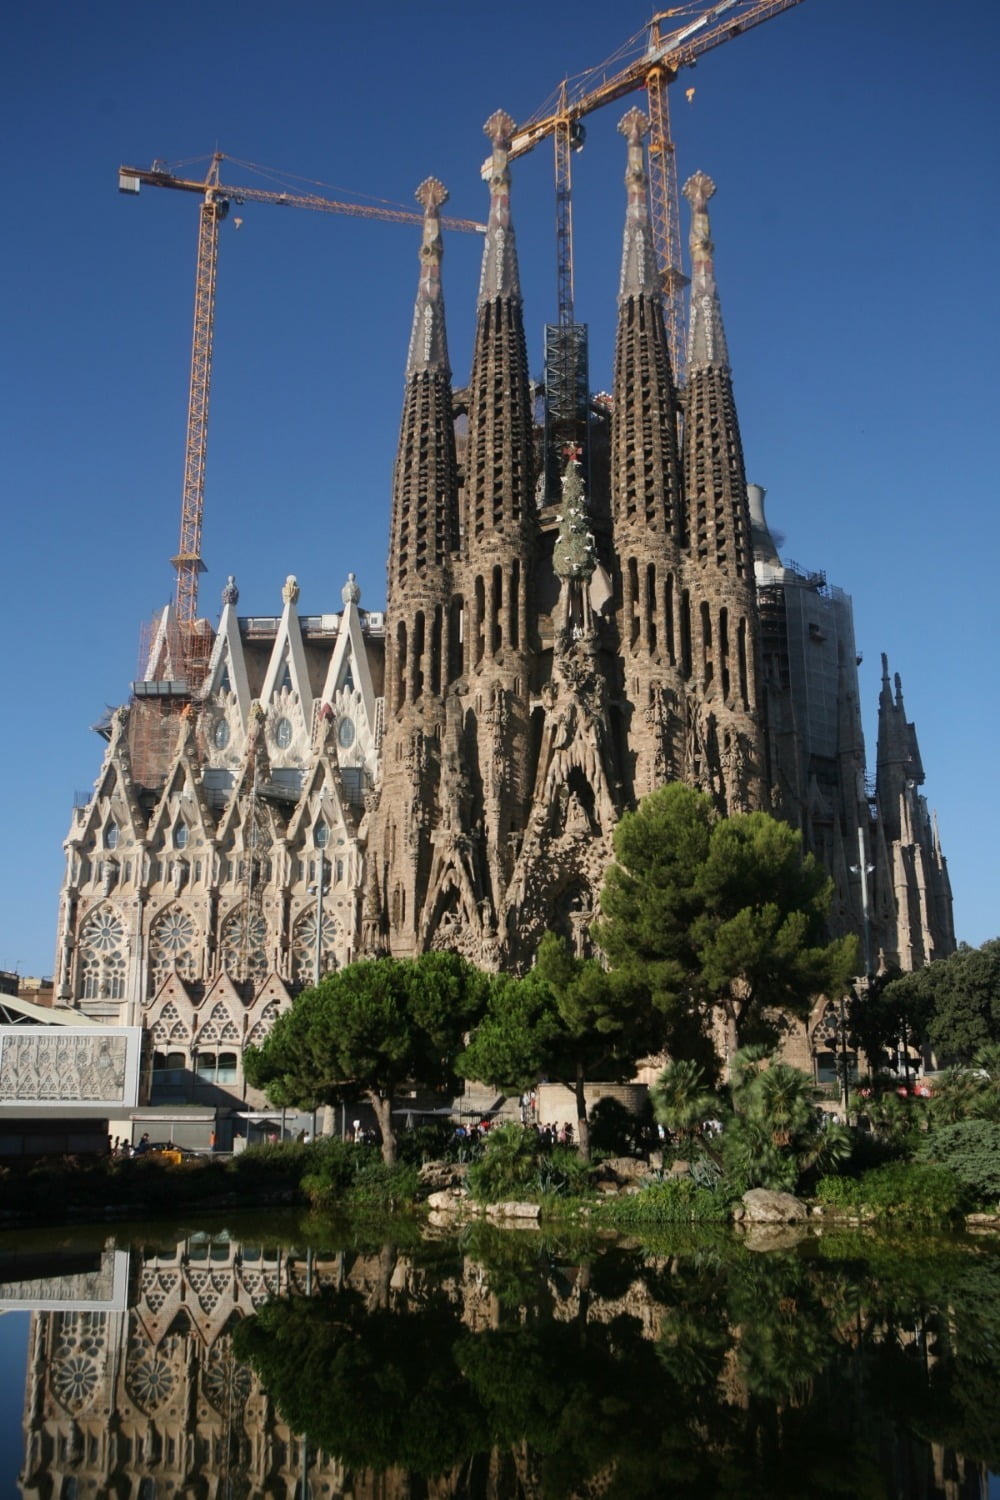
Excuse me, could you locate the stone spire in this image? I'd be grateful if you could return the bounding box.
[478,109,522,304]
[874,654,954,966]
[609,108,686,801]
[610,108,683,540]
[617,107,661,299]
[464,109,535,551]
[683,171,730,373]
[680,171,761,812]
[405,177,450,377]
[367,178,462,960]
[387,177,460,609]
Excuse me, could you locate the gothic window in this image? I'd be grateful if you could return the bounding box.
[220,907,267,983]
[247,999,281,1048]
[77,906,127,1001]
[314,821,330,848]
[195,1051,238,1084]
[149,907,199,995]
[104,821,119,850]
[152,1051,186,1078]
[173,823,189,850]
[292,906,339,986]
[150,1001,190,1048]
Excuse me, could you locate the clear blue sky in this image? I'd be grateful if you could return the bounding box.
[2,0,997,976]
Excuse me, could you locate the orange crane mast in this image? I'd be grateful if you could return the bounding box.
[119,153,485,633]
[503,0,806,383]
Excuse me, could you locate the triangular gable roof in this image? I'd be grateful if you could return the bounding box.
[318,591,376,729]
[252,971,293,1010]
[203,597,252,725]
[146,716,215,844]
[76,708,148,848]
[142,604,181,683]
[259,591,313,727]
[146,984,196,1044]
[197,970,246,1014]
[285,754,351,843]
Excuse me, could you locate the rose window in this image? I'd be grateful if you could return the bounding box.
[154,909,195,952]
[126,1356,176,1410]
[292,908,339,985]
[78,909,126,1000]
[80,908,125,953]
[52,1353,99,1412]
[203,1347,252,1413]
[221,909,267,981]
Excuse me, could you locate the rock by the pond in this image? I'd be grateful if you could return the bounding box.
[599,1157,655,1186]
[425,1187,470,1213]
[485,1200,542,1220]
[740,1188,808,1224]
[418,1160,469,1194]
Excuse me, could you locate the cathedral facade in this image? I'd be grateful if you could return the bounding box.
[54,109,953,1113]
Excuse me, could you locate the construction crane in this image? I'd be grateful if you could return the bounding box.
[119,152,485,635]
[503,0,805,385]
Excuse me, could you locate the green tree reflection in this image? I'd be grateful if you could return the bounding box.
[232,1232,1000,1496]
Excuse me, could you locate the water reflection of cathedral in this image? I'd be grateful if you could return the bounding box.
[19,1235,335,1500]
[15,1232,992,1500]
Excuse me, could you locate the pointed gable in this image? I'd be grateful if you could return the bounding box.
[319,577,377,732]
[203,576,252,726]
[197,970,246,1014]
[259,576,313,746]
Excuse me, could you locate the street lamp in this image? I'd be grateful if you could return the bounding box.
[849,824,875,981]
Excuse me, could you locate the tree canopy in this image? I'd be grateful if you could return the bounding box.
[593,782,858,1071]
[920,940,1000,1064]
[459,934,654,1158]
[243,951,489,1162]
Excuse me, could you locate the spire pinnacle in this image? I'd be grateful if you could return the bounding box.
[683,171,730,371]
[405,176,450,377]
[479,109,521,303]
[618,108,659,299]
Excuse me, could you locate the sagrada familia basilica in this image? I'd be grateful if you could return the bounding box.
[52,109,954,1116]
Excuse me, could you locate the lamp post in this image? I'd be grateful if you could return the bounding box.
[850,823,875,982]
[313,849,325,986]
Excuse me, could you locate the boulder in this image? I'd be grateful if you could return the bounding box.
[418,1160,469,1194]
[600,1156,654,1185]
[741,1188,808,1224]
[484,1200,542,1220]
[425,1187,470,1213]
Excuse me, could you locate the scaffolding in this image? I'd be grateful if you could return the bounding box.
[128,614,215,789]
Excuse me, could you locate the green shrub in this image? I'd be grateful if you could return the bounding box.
[595,1178,731,1225]
[345,1154,419,1211]
[394,1120,468,1166]
[814,1175,864,1209]
[917,1120,1000,1206]
[467,1124,541,1204]
[536,1145,595,1199]
[298,1137,366,1207]
[817,1161,967,1224]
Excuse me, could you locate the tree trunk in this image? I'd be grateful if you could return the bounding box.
[574,1062,590,1162]
[370,1093,396,1165]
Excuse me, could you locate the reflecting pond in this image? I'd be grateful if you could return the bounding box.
[2,1212,1000,1498]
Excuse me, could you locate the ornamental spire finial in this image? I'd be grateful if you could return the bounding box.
[683,171,729,372]
[478,110,521,303]
[617,107,659,300]
[405,176,451,377]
